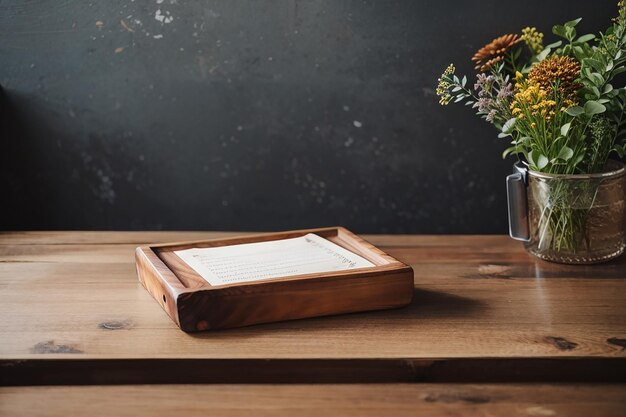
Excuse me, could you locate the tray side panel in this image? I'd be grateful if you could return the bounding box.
[135,247,186,328]
[177,267,414,332]
[331,227,395,265]
[152,227,340,252]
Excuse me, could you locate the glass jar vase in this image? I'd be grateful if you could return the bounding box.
[523,161,625,264]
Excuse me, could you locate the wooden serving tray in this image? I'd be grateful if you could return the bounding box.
[135,227,414,332]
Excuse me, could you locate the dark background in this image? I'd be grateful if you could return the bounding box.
[0,1,617,233]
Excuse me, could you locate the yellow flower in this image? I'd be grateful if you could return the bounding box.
[510,74,565,122]
[521,27,544,54]
[436,64,456,105]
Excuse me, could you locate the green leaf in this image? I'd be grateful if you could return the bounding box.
[564,18,582,27]
[572,153,585,166]
[565,106,585,116]
[560,122,571,136]
[557,146,574,161]
[528,150,549,170]
[544,41,563,49]
[537,154,549,169]
[589,72,604,86]
[591,86,601,98]
[535,48,551,62]
[552,24,567,38]
[573,46,585,61]
[576,33,595,43]
[612,67,626,76]
[502,118,516,134]
[584,101,607,115]
[502,146,518,159]
[585,58,604,72]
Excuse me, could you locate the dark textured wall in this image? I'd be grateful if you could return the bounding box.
[0,1,617,233]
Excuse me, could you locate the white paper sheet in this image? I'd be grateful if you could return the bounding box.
[174,233,375,286]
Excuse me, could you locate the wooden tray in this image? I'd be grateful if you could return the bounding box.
[135,227,414,332]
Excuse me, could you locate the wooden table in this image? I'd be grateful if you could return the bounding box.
[1,232,625,416]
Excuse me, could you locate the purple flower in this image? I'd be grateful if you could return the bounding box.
[474,97,493,113]
[497,82,514,99]
[471,73,514,124]
[474,73,495,97]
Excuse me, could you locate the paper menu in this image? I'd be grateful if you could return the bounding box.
[173,233,375,286]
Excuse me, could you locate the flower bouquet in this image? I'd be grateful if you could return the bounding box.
[437,2,626,263]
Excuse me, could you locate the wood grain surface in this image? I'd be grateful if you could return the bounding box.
[2,384,626,417]
[1,231,625,385]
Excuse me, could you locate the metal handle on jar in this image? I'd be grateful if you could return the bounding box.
[506,162,530,241]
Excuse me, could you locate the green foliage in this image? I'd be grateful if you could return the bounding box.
[586,116,618,172]
[584,100,606,115]
[436,1,626,175]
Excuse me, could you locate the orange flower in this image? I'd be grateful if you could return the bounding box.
[527,56,581,102]
[472,34,520,72]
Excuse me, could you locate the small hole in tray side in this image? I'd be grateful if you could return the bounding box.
[162,294,167,303]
